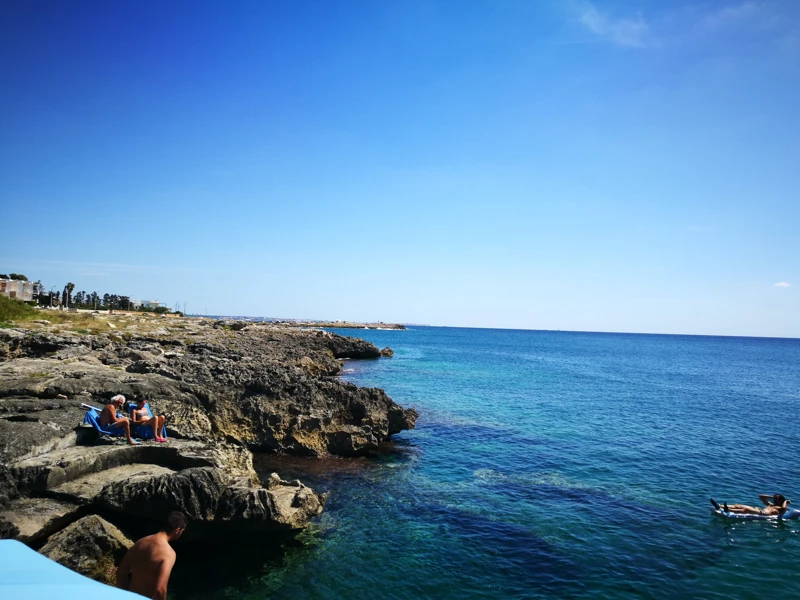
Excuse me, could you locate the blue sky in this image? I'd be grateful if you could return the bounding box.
[2,0,798,336]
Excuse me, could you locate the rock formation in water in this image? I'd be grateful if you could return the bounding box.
[0,315,417,582]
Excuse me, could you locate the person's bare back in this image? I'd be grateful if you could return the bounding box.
[116,512,186,600]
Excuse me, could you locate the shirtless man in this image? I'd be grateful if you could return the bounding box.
[116,511,187,600]
[710,493,790,516]
[99,394,138,445]
[132,396,167,443]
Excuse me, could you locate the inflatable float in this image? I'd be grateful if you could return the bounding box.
[711,506,800,521]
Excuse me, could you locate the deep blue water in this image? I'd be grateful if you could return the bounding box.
[171,327,800,599]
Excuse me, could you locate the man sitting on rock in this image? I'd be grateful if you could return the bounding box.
[99,394,138,446]
[116,511,187,600]
[132,395,167,443]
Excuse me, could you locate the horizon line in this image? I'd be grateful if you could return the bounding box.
[187,314,800,341]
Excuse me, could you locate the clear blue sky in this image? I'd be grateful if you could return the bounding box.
[2,0,798,336]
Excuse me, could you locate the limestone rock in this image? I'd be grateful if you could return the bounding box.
[40,515,132,585]
[213,377,417,456]
[0,395,88,464]
[1,497,79,542]
[379,346,394,357]
[96,466,325,532]
[0,465,18,507]
[321,331,382,359]
[213,320,249,331]
[0,516,19,539]
[97,467,228,521]
[216,481,326,532]
[0,324,415,459]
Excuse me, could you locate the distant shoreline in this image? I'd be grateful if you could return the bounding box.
[290,321,406,330]
[187,315,406,330]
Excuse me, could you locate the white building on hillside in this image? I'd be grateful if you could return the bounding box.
[0,279,35,301]
[130,299,162,309]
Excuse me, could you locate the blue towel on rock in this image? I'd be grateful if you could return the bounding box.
[128,403,167,439]
[82,408,125,437]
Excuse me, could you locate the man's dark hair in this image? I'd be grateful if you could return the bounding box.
[162,511,188,532]
[774,494,786,505]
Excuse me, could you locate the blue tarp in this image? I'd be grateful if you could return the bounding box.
[0,540,142,600]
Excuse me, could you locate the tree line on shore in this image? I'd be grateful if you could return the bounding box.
[52,284,171,313]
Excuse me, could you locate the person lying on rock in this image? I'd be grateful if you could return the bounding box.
[132,395,167,443]
[99,394,139,445]
[116,511,187,600]
[710,493,790,516]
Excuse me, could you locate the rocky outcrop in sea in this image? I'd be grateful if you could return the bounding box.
[0,316,416,581]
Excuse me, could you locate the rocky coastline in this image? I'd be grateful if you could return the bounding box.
[0,314,417,584]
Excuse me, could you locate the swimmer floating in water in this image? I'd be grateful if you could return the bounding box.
[710,493,790,516]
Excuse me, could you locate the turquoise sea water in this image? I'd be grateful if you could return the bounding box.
[171,327,800,599]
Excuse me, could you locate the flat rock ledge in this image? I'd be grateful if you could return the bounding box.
[95,466,325,534]
[1,441,325,543]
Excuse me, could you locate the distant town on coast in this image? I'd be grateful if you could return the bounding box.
[0,272,408,330]
[0,272,178,314]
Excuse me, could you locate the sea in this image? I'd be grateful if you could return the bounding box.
[170,327,800,599]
